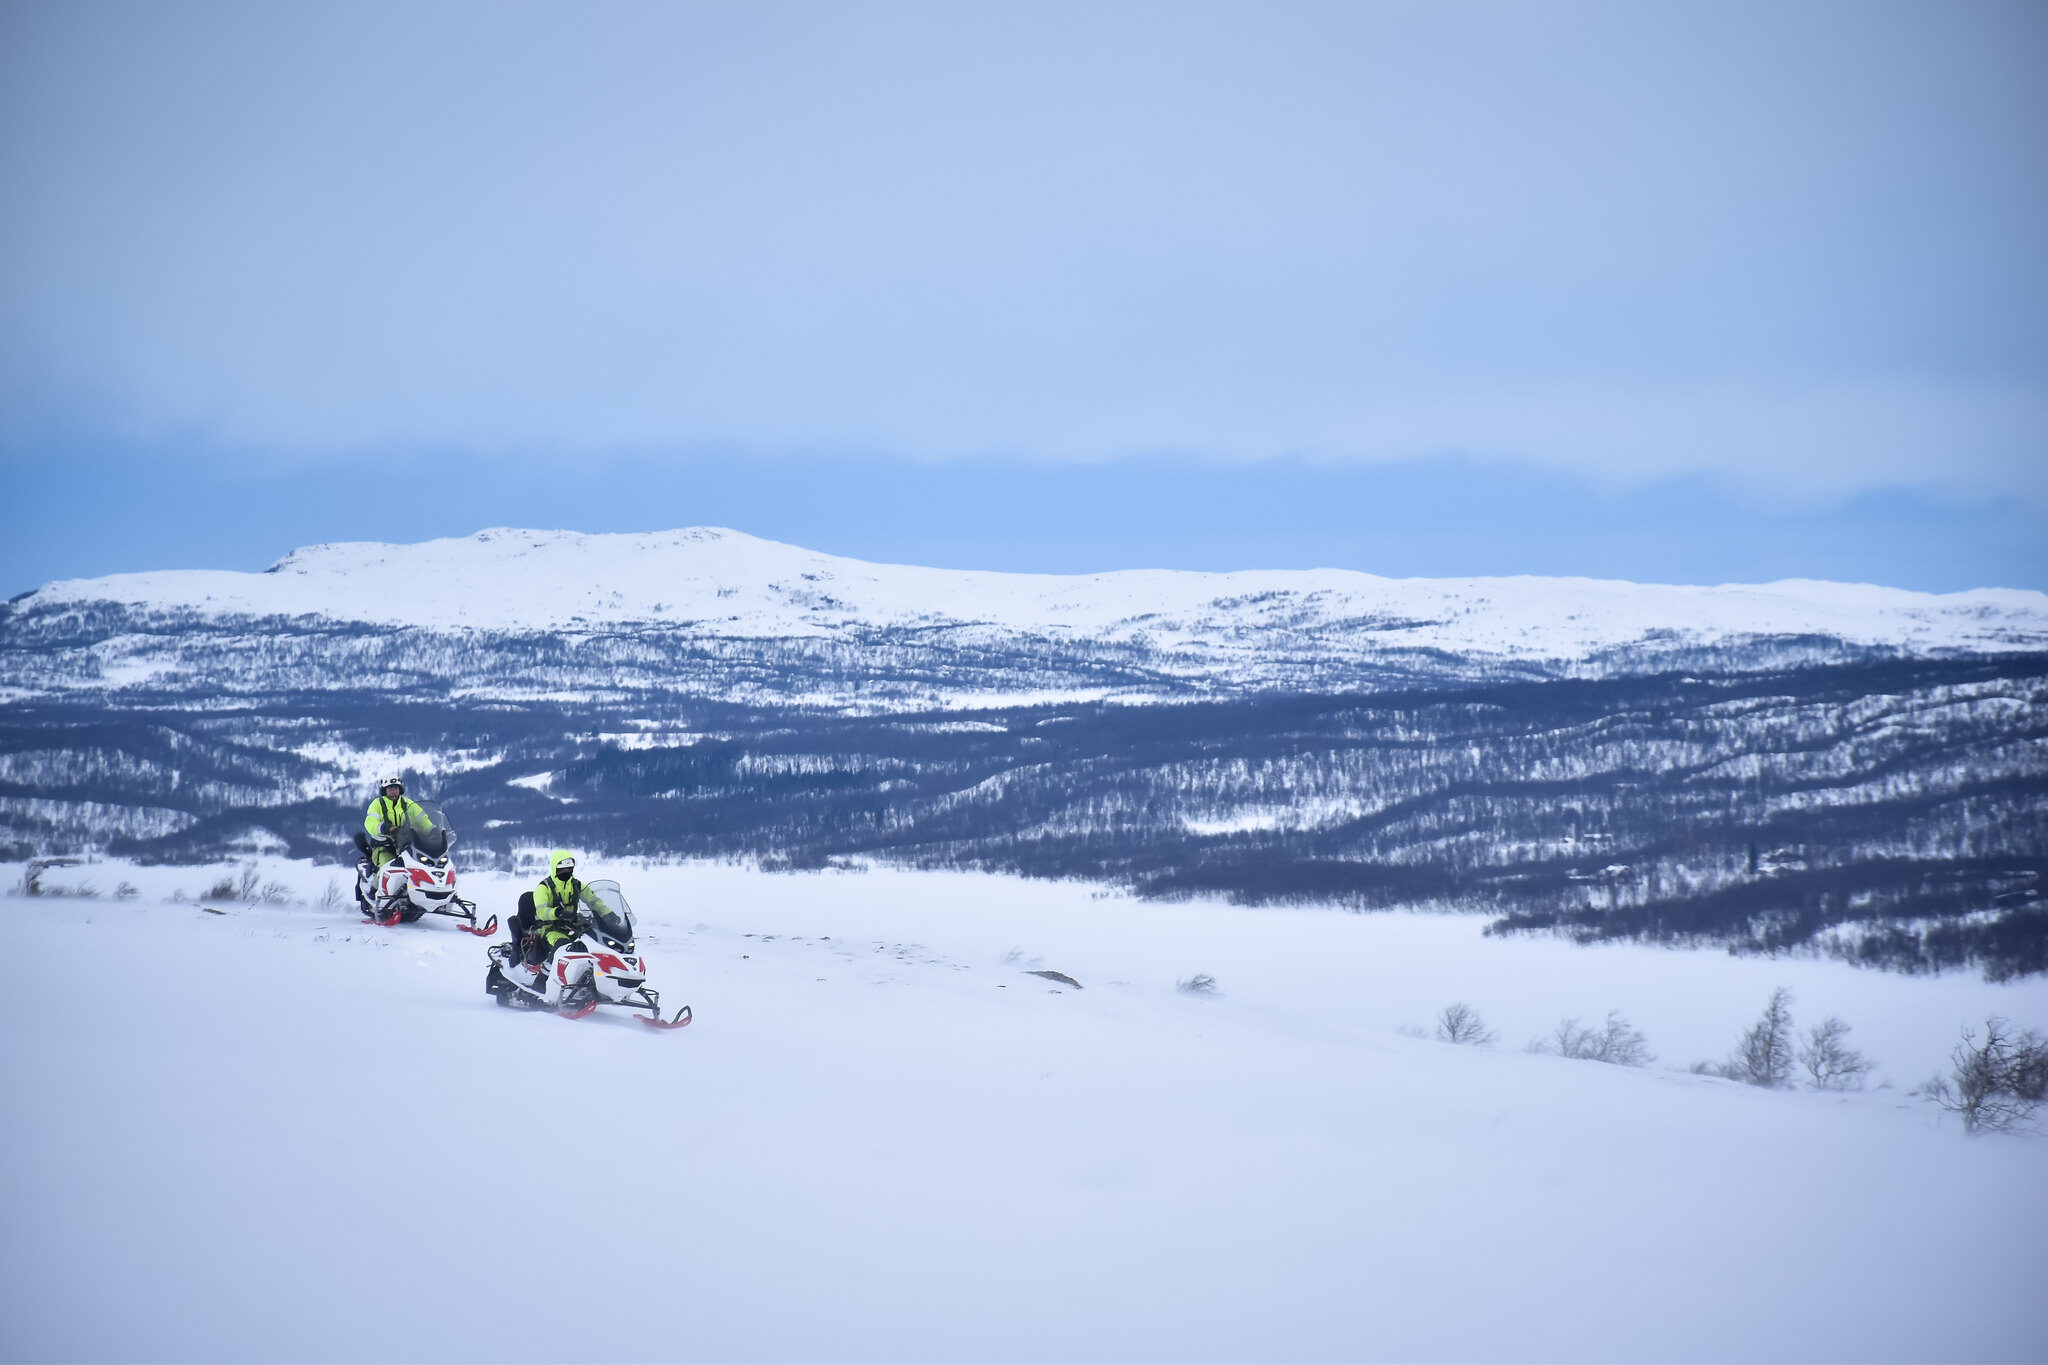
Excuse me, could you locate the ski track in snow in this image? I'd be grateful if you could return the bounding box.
[4,858,2045,1363]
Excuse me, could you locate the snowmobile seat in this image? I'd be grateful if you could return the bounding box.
[510,892,538,964]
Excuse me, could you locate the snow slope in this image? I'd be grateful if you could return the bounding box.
[19,526,2048,663]
[4,858,2044,1363]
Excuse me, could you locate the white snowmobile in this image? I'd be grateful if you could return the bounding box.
[484,878,691,1029]
[353,797,496,936]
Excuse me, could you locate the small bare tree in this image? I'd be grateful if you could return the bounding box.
[1728,987,1797,1087]
[1528,1011,1652,1066]
[1592,1011,1654,1067]
[1176,973,1219,996]
[1799,1015,1872,1091]
[1531,1017,1597,1059]
[1435,1002,1499,1047]
[1926,1018,2047,1134]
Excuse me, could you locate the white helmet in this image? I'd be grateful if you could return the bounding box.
[378,774,404,793]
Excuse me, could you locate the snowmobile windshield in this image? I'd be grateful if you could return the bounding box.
[394,798,454,857]
[582,879,635,945]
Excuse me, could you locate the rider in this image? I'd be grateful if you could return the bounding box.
[362,774,431,869]
[514,849,612,968]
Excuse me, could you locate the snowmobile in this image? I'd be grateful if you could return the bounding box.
[484,878,691,1029]
[352,797,496,936]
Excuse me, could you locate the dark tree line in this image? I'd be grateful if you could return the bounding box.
[4,641,2043,978]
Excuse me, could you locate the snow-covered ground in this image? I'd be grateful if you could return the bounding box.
[4,857,2045,1363]
[19,526,2048,662]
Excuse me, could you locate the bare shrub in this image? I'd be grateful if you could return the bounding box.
[316,878,344,911]
[1925,1018,2047,1134]
[26,870,100,899]
[1594,1013,1655,1067]
[1799,1015,1872,1091]
[1528,1011,1653,1066]
[1435,1002,1499,1047]
[16,858,83,897]
[114,881,140,901]
[1527,1020,1591,1056]
[194,864,270,902]
[1727,987,1797,1087]
[1176,973,1219,996]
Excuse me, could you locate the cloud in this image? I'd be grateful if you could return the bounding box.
[4,0,2044,501]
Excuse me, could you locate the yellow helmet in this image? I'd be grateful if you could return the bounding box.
[549,849,577,879]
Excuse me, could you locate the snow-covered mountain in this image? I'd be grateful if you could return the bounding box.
[10,526,2048,707]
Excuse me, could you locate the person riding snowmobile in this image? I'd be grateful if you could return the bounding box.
[510,850,614,968]
[361,775,432,870]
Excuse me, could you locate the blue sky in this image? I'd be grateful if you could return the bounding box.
[4,0,2044,596]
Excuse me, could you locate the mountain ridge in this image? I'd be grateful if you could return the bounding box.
[15,526,2047,669]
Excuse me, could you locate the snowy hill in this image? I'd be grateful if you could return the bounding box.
[13,528,2048,703]
[4,856,2043,1362]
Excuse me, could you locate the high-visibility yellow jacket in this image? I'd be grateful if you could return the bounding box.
[534,863,611,948]
[364,795,430,865]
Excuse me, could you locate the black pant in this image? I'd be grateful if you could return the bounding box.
[510,892,539,964]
